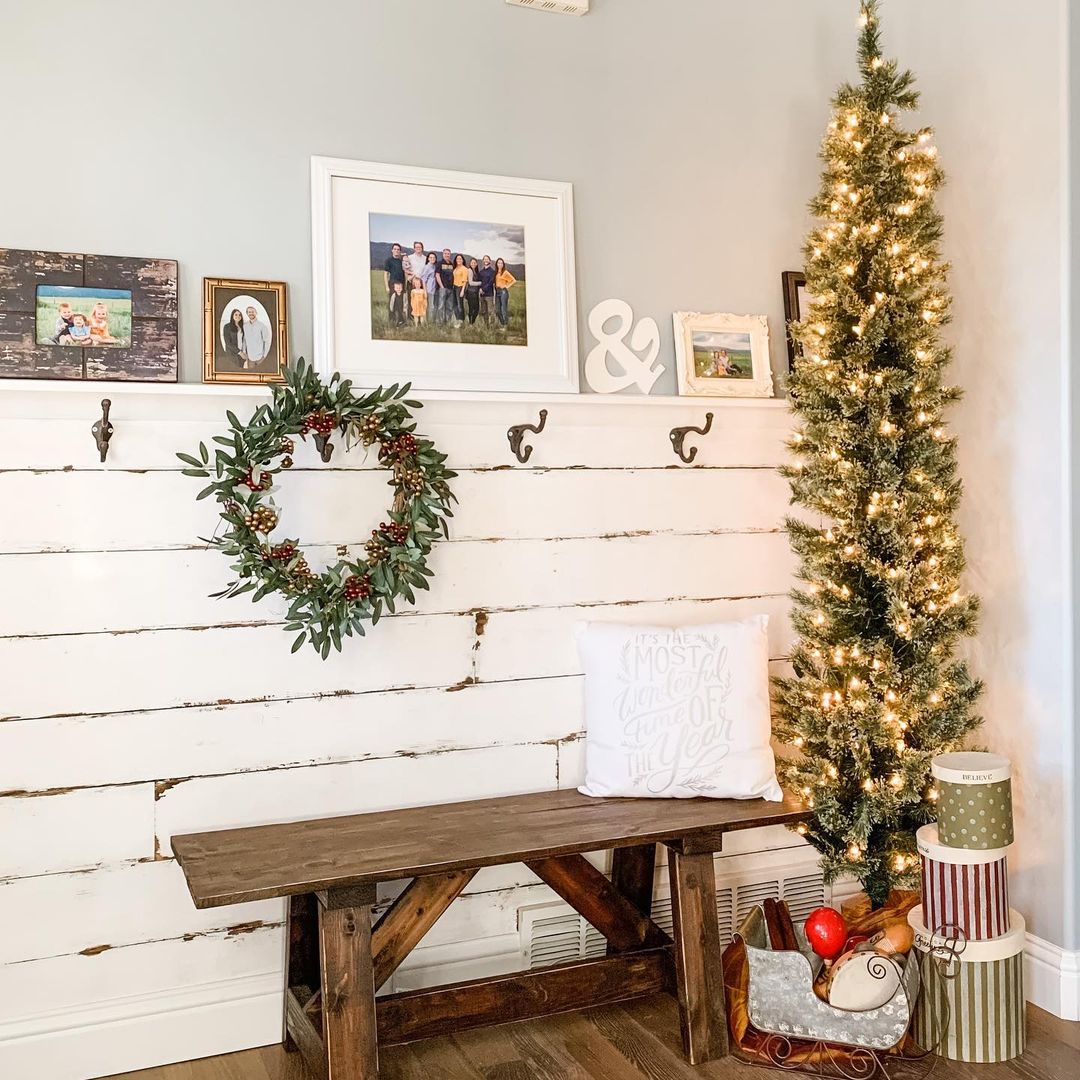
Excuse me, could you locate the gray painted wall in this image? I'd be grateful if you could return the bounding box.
[0,0,855,390]
[891,0,1071,951]
[2,0,1075,948]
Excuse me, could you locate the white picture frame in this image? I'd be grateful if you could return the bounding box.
[672,312,774,399]
[311,156,579,395]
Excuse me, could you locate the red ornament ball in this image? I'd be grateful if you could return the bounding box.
[804,906,848,960]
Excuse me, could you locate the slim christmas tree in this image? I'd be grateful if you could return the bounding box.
[775,0,982,907]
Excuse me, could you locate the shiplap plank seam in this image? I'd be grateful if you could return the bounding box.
[0,589,789,642]
[1,535,796,637]
[0,650,792,724]
[0,526,784,558]
[0,731,584,800]
[1,674,539,722]
[0,469,794,554]
[0,857,157,885]
[2,923,287,969]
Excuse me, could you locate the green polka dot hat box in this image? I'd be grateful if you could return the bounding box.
[931,752,1013,849]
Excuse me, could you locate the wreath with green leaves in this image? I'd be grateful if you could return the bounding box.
[177,359,455,658]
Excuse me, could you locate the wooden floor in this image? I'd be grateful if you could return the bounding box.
[112,996,1080,1080]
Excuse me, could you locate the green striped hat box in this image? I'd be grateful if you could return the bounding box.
[908,904,1026,1063]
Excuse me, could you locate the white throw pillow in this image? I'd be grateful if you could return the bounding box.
[576,617,783,801]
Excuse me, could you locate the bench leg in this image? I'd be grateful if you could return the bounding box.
[608,844,656,955]
[283,894,321,1051]
[610,844,656,917]
[319,888,379,1079]
[667,848,728,1064]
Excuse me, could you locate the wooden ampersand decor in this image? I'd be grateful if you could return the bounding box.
[178,358,456,658]
[584,298,664,394]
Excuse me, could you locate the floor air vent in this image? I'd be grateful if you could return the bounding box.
[521,858,823,970]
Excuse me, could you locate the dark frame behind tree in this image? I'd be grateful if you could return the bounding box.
[782,270,807,371]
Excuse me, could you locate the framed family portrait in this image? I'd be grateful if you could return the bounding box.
[782,270,812,370]
[672,312,774,399]
[311,156,579,394]
[202,278,288,384]
[0,247,177,382]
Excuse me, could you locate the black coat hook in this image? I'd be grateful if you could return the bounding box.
[91,399,114,463]
[312,433,334,463]
[670,412,713,464]
[507,409,548,464]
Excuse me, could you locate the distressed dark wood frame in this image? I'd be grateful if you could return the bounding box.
[202,277,289,384]
[0,247,179,383]
[782,270,808,371]
[174,791,810,1080]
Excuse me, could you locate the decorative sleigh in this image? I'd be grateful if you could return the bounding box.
[724,896,950,1079]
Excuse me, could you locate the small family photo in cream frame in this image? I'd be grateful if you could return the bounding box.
[672,312,774,398]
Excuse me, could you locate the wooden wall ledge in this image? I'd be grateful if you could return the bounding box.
[1,379,791,403]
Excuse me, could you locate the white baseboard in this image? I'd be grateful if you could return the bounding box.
[1024,932,1080,1020]
[0,972,281,1080]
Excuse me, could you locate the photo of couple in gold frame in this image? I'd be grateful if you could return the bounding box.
[203,277,288,384]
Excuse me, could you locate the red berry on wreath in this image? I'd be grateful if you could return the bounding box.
[241,468,270,491]
[344,574,372,602]
[378,434,413,462]
[302,412,335,437]
[380,521,408,545]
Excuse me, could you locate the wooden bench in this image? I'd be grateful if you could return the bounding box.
[172,787,810,1079]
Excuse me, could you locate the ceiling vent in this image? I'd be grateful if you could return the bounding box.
[507,0,590,15]
[520,859,823,970]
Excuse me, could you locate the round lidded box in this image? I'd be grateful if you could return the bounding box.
[931,752,1013,849]
[917,824,1009,940]
[908,904,1025,1063]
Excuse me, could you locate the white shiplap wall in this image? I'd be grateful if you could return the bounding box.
[0,384,807,1079]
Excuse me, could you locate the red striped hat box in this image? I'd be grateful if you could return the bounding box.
[918,824,1009,941]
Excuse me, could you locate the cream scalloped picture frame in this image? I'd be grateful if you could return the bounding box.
[672,312,774,399]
